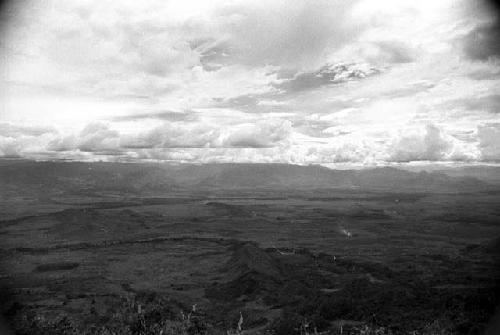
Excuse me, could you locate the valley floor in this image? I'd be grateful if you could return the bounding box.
[1,188,500,334]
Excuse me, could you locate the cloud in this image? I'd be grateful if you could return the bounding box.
[78,123,120,152]
[467,67,500,80]
[1,118,489,165]
[0,137,22,157]
[0,0,365,110]
[389,124,477,162]
[373,41,415,64]
[46,118,292,154]
[462,94,500,113]
[191,39,231,72]
[478,123,500,161]
[273,62,380,94]
[439,94,500,120]
[219,120,291,148]
[120,123,218,149]
[111,110,196,122]
[49,122,121,153]
[462,20,500,61]
[337,41,416,66]
[47,135,78,152]
[197,0,363,70]
[0,123,56,137]
[217,62,380,110]
[0,123,59,157]
[381,81,435,99]
[1,0,500,166]
[121,119,291,149]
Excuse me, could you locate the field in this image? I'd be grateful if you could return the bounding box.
[1,162,500,334]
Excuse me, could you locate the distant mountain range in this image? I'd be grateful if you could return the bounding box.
[0,160,496,195]
[402,165,500,185]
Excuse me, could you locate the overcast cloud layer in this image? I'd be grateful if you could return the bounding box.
[1,0,499,165]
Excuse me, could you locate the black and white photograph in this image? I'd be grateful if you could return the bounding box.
[1,0,500,334]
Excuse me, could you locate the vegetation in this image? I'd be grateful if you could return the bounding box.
[1,161,499,334]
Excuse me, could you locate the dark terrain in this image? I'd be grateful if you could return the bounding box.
[1,160,500,334]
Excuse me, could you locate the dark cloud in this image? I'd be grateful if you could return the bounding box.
[217,62,380,110]
[463,20,500,61]
[273,63,380,94]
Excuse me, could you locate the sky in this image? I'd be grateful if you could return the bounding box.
[0,0,499,166]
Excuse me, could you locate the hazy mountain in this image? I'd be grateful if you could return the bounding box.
[0,160,492,195]
[189,164,485,192]
[437,166,500,185]
[401,165,500,185]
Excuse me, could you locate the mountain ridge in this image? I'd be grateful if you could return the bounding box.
[0,160,492,194]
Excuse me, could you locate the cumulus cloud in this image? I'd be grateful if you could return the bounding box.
[47,135,79,152]
[478,123,500,161]
[121,119,291,149]
[389,124,478,162]
[0,118,491,164]
[0,137,22,157]
[219,120,291,148]
[120,123,218,149]
[0,123,59,157]
[77,123,121,152]
[48,122,120,153]
[45,118,291,155]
